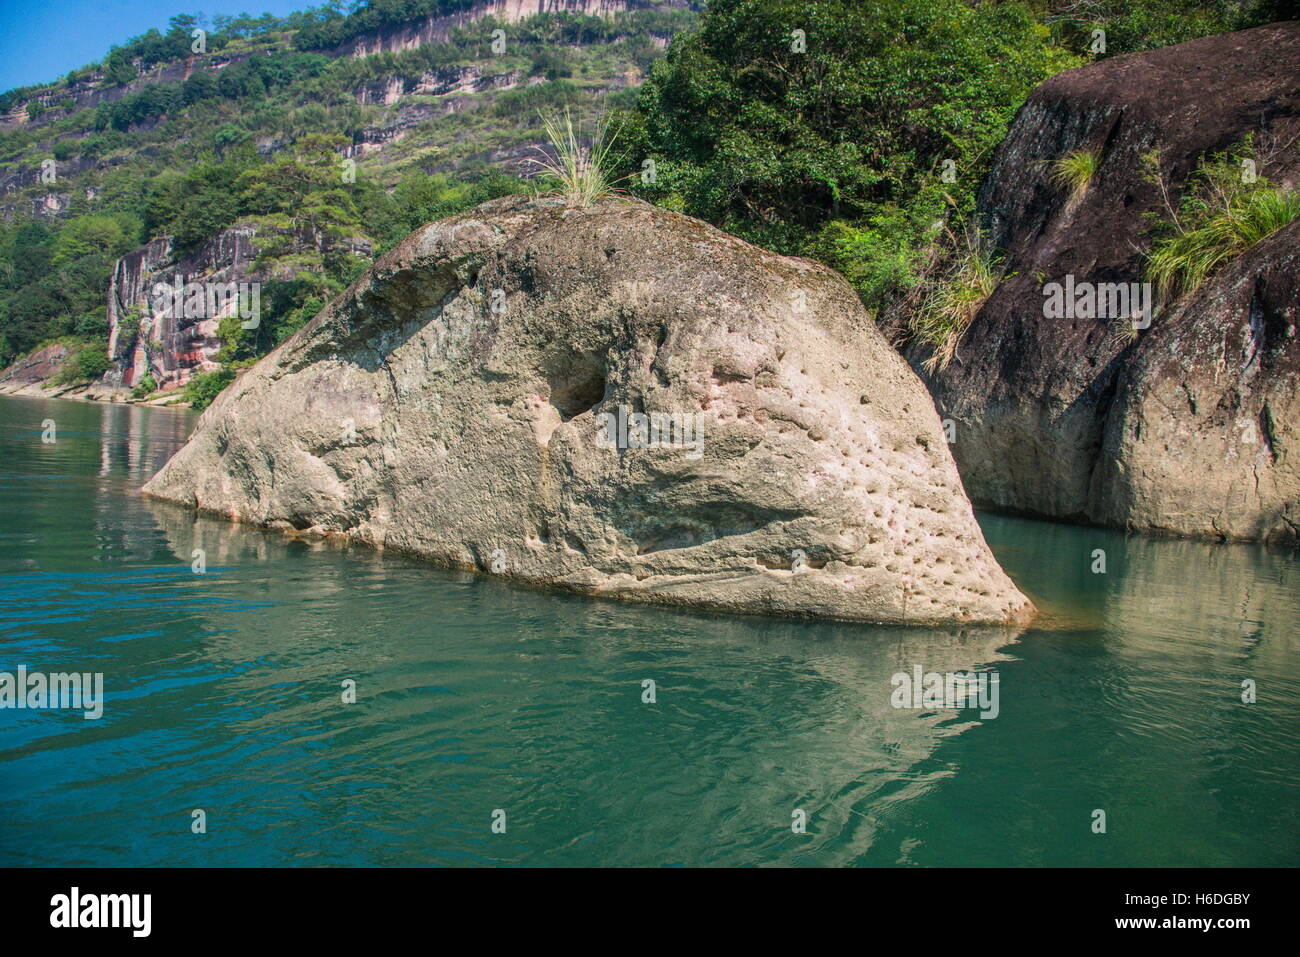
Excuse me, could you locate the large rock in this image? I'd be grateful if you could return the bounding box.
[1092,221,1298,540]
[895,22,1300,543]
[144,196,1032,624]
[0,342,76,396]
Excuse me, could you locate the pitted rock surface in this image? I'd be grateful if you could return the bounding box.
[145,196,1033,624]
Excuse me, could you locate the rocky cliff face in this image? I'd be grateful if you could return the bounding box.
[902,21,1300,543]
[101,224,373,394]
[0,54,247,133]
[0,342,75,396]
[103,228,257,393]
[337,0,682,58]
[0,154,108,222]
[346,70,532,157]
[104,236,174,389]
[144,197,1033,625]
[351,66,528,108]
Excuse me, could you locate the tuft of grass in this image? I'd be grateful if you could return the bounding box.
[1146,186,1300,298]
[1050,148,1100,201]
[530,108,627,206]
[913,230,1003,372]
[1108,315,1141,349]
[1143,135,1300,299]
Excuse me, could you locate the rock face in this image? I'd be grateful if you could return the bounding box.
[0,342,75,396]
[144,196,1032,625]
[1092,222,1298,540]
[336,0,690,58]
[102,224,373,395]
[895,21,1300,543]
[104,228,258,393]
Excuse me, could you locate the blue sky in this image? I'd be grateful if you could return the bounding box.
[0,0,318,93]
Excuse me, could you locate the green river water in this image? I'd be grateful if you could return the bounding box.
[0,394,1295,866]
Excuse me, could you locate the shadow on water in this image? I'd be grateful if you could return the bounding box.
[0,395,1295,866]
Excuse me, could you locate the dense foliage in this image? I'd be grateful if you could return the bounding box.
[0,216,136,367]
[1042,0,1297,55]
[624,0,1290,315]
[625,0,1078,311]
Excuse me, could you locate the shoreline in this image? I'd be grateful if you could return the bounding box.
[0,383,192,410]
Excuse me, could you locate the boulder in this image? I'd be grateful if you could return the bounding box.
[144,196,1032,624]
[1091,220,1298,539]
[896,21,1300,543]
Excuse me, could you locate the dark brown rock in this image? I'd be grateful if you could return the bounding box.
[899,21,1300,542]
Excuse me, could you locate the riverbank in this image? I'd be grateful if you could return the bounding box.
[0,344,189,407]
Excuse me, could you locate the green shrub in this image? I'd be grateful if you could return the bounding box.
[493,80,578,118]
[76,345,112,380]
[131,373,157,399]
[806,193,947,314]
[74,311,110,340]
[184,364,247,412]
[1144,138,1300,298]
[50,342,112,386]
[529,48,573,81]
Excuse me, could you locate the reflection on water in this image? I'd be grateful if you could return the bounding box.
[0,395,1295,866]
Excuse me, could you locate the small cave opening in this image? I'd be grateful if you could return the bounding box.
[544,352,608,421]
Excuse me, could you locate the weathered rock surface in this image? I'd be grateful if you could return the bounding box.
[102,223,373,395]
[144,196,1032,624]
[0,342,77,396]
[891,22,1300,543]
[1093,221,1298,540]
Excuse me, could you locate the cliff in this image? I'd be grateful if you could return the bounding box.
[99,223,373,395]
[335,0,687,58]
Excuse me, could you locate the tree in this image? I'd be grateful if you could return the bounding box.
[103,49,138,85]
[51,215,139,267]
[626,0,1080,304]
[236,134,364,248]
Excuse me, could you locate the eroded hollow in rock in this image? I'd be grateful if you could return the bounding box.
[545,352,607,420]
